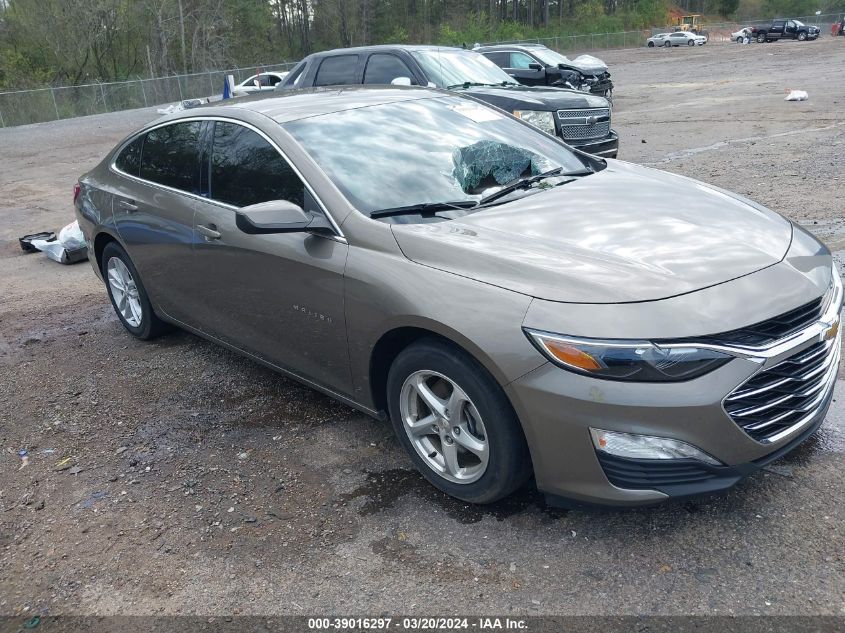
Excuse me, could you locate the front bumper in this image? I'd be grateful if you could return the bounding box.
[506,317,841,507]
[567,130,619,158]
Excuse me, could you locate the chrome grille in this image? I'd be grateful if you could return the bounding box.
[557,108,611,141]
[724,334,840,444]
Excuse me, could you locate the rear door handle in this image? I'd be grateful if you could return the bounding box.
[117,199,138,212]
[197,224,221,240]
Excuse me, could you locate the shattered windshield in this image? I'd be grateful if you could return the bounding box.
[411,49,516,88]
[283,95,589,220]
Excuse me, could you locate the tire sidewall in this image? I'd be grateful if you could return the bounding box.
[386,340,530,504]
[101,242,156,339]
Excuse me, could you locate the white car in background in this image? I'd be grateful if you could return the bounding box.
[649,31,707,47]
[732,27,753,42]
[234,71,289,94]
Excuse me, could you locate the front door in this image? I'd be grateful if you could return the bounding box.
[190,120,351,394]
[503,51,546,86]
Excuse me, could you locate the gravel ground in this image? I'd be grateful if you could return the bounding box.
[1,39,844,619]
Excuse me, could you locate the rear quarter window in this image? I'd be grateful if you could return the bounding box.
[314,55,359,86]
[115,135,143,176]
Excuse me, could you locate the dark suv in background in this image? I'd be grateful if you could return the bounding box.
[278,45,618,158]
[475,43,613,102]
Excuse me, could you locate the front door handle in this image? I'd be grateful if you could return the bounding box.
[117,199,138,212]
[197,224,221,240]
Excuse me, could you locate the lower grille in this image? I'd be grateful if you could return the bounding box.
[597,453,720,489]
[557,108,610,141]
[724,335,840,443]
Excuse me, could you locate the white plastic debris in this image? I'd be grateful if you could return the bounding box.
[30,220,87,264]
[784,90,808,101]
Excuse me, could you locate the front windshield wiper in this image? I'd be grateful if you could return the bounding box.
[446,82,507,89]
[370,200,478,219]
[477,167,589,206]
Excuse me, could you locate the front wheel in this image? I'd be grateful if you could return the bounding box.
[386,339,531,504]
[647,41,655,47]
[664,40,671,47]
[797,31,807,41]
[688,39,695,46]
[737,36,744,43]
[101,241,170,340]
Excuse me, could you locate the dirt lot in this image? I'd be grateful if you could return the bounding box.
[1,39,844,619]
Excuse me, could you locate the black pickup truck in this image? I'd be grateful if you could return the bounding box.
[752,18,820,42]
[277,45,618,158]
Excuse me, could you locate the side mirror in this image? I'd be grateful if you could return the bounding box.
[236,200,313,234]
[528,63,543,71]
[391,76,412,86]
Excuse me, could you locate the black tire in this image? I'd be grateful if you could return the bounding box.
[757,33,767,43]
[101,241,170,340]
[688,39,695,46]
[647,41,655,47]
[386,339,531,504]
[736,36,744,43]
[797,31,807,41]
[664,40,671,47]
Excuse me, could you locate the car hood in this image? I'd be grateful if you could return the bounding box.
[557,54,608,75]
[460,85,608,111]
[391,161,793,304]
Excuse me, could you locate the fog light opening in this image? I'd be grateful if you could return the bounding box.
[589,428,722,466]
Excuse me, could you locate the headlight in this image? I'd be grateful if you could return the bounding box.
[513,110,556,136]
[524,329,732,382]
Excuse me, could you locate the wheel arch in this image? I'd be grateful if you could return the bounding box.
[93,230,123,274]
[367,320,511,416]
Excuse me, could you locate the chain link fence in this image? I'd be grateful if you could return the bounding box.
[2,11,843,129]
[0,63,297,128]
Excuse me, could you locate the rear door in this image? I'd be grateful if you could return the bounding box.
[312,54,363,87]
[111,120,204,322]
[771,20,786,39]
[190,120,351,393]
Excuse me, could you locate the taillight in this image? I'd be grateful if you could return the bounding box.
[73,182,81,204]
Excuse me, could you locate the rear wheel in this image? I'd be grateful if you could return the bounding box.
[664,40,671,47]
[647,40,655,47]
[101,242,170,340]
[386,339,531,504]
[757,32,767,43]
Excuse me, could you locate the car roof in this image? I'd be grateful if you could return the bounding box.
[176,86,449,124]
[306,44,467,57]
[475,43,548,51]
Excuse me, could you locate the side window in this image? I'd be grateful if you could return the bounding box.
[483,52,509,67]
[139,121,202,192]
[209,122,305,209]
[509,52,537,69]
[314,55,359,87]
[282,61,306,88]
[363,54,416,85]
[115,135,143,176]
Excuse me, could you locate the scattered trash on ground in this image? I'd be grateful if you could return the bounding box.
[784,89,808,101]
[156,98,207,115]
[18,449,29,469]
[21,221,87,264]
[54,457,73,471]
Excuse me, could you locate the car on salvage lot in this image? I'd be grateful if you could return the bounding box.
[74,86,843,508]
[278,45,618,159]
[732,27,754,42]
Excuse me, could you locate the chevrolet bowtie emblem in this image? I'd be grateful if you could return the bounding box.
[824,318,840,341]
[585,115,598,125]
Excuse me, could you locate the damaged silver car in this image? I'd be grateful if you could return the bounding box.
[75,87,842,507]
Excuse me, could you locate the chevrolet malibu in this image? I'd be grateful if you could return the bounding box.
[74,87,842,507]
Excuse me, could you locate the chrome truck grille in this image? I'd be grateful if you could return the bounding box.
[724,335,840,444]
[557,108,610,141]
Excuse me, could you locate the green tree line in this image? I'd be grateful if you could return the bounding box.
[1,0,841,90]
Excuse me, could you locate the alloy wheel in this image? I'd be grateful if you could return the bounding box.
[107,256,143,328]
[399,370,489,484]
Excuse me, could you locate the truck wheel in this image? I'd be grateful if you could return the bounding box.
[757,33,766,43]
[797,31,807,41]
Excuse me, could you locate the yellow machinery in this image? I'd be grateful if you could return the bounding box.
[675,15,707,36]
